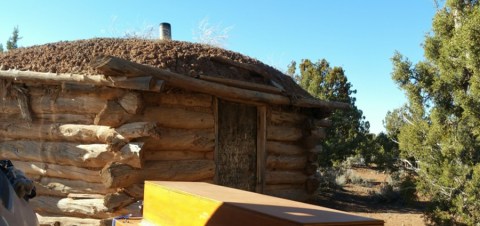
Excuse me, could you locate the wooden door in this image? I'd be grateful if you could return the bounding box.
[215,99,257,191]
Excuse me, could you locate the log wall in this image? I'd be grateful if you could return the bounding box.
[263,108,328,201]
[0,80,218,225]
[0,77,330,224]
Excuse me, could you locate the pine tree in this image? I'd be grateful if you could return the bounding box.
[292,59,370,166]
[6,26,21,50]
[390,0,480,223]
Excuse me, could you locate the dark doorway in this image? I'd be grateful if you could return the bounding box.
[215,99,257,191]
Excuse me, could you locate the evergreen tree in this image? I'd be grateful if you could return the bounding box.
[6,26,21,50]
[0,43,3,52]
[390,0,480,223]
[292,59,370,166]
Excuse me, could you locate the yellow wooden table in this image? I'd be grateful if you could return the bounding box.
[142,181,384,226]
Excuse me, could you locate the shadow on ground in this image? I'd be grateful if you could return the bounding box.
[308,188,428,214]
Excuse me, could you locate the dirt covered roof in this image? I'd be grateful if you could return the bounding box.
[0,38,314,100]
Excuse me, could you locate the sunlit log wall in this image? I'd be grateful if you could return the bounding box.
[0,78,329,225]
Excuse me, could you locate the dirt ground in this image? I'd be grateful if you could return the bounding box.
[310,168,427,226]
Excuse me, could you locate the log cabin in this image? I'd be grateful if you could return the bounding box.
[0,38,349,225]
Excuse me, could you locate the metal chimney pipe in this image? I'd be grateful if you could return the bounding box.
[159,23,171,41]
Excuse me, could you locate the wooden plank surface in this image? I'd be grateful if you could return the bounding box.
[143,181,384,226]
[113,217,142,226]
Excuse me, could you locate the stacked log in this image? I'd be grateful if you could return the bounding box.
[264,109,329,201]
[0,79,152,225]
[0,55,339,224]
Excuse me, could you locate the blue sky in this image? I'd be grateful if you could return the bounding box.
[0,1,437,134]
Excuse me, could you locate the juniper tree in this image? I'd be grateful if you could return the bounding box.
[390,0,480,223]
[291,59,370,167]
[6,26,21,50]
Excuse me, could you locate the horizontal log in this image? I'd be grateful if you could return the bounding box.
[209,56,284,90]
[143,91,212,108]
[263,184,310,201]
[28,84,125,100]
[205,151,214,160]
[265,170,308,185]
[0,122,124,144]
[198,74,284,94]
[104,191,135,211]
[101,160,215,188]
[34,196,142,221]
[37,177,115,195]
[266,155,307,170]
[31,196,110,219]
[266,141,305,155]
[123,184,144,200]
[91,56,349,110]
[118,92,144,114]
[0,112,95,125]
[141,128,215,152]
[110,76,164,92]
[115,122,159,140]
[116,142,143,168]
[2,140,142,169]
[35,113,96,124]
[34,181,68,197]
[37,215,102,226]
[0,95,106,114]
[143,150,206,161]
[0,141,113,168]
[94,100,130,127]
[270,110,306,125]
[0,69,164,92]
[267,125,303,142]
[141,106,214,129]
[13,160,102,183]
[68,194,105,199]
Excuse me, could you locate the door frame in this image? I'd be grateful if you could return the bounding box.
[213,97,267,193]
